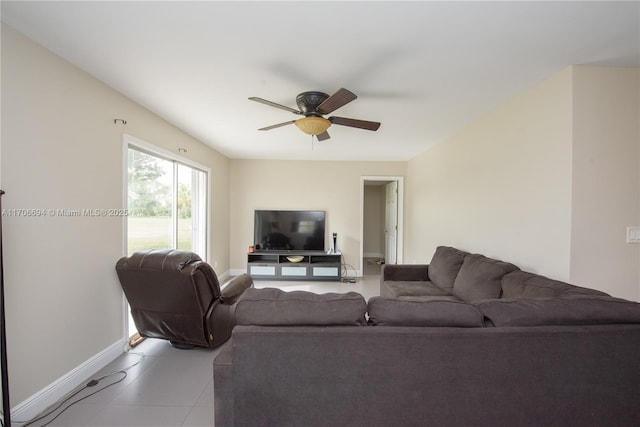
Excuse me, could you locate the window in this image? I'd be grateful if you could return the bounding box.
[126,142,208,258]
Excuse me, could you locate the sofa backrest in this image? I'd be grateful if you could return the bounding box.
[225,324,640,427]
[475,296,640,327]
[428,246,468,291]
[501,270,609,298]
[452,253,520,302]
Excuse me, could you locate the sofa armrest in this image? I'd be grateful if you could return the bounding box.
[220,274,253,305]
[381,264,429,281]
[380,264,430,298]
[206,275,253,348]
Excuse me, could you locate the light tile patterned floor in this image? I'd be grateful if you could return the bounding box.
[16,262,381,426]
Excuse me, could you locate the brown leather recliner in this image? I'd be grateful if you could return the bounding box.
[115,249,253,349]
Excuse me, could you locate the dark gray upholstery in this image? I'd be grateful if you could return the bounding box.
[380,264,431,297]
[502,270,610,298]
[213,343,234,427]
[215,325,640,427]
[452,253,519,302]
[380,263,429,282]
[427,245,468,291]
[380,247,469,298]
[367,296,484,327]
[235,287,367,326]
[214,247,640,426]
[476,296,640,326]
[397,295,460,302]
[381,280,451,298]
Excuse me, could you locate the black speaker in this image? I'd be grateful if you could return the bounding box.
[332,232,337,254]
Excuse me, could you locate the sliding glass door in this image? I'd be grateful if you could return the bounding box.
[127,147,208,258]
[125,141,209,341]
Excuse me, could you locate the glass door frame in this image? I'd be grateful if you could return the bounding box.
[121,134,211,343]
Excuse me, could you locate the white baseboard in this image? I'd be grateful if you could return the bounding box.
[363,252,384,259]
[216,269,231,283]
[353,269,363,278]
[229,268,247,277]
[11,338,126,422]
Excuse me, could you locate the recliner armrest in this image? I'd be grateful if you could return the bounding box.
[207,275,253,348]
[381,264,430,281]
[221,274,254,304]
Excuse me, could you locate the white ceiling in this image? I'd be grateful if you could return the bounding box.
[2,1,639,161]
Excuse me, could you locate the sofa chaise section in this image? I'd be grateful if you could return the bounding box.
[381,246,469,299]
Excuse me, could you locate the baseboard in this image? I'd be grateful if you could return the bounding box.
[229,268,247,277]
[363,252,384,259]
[216,269,231,283]
[11,338,126,422]
[350,269,363,278]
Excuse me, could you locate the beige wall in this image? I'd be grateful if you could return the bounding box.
[1,24,231,405]
[229,160,406,275]
[570,66,640,301]
[406,66,640,300]
[406,68,573,278]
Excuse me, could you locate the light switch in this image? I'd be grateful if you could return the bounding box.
[626,226,640,243]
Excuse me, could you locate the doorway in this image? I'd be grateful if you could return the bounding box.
[360,176,404,276]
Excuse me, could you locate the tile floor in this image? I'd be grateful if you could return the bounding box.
[15,260,382,426]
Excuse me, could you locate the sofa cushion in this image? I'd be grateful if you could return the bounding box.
[381,280,452,299]
[397,295,461,302]
[235,287,367,326]
[367,296,484,327]
[501,270,609,299]
[453,254,519,302]
[475,296,640,327]
[428,246,468,291]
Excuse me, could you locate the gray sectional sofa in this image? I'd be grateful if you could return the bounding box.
[380,246,609,303]
[214,246,640,427]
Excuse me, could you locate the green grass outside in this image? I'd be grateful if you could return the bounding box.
[127,216,193,254]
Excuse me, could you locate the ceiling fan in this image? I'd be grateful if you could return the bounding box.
[249,88,380,141]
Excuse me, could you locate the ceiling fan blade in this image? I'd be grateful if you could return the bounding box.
[317,88,357,114]
[316,131,330,142]
[258,120,296,131]
[249,97,302,114]
[329,116,381,131]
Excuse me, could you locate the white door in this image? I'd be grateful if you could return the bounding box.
[384,181,398,264]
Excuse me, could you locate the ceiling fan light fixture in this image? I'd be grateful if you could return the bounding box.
[295,116,331,135]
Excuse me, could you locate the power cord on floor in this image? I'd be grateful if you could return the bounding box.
[23,371,128,427]
[341,259,357,283]
[14,350,145,427]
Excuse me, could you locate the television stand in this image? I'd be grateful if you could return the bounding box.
[247,251,342,281]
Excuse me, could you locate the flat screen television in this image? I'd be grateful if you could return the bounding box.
[254,210,326,252]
